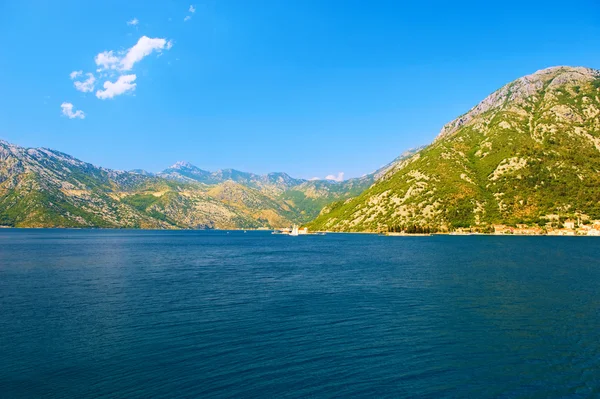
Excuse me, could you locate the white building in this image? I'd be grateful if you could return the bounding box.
[564,219,576,229]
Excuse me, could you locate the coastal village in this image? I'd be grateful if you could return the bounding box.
[276,218,600,236]
[447,218,600,236]
[491,220,600,236]
[381,215,600,236]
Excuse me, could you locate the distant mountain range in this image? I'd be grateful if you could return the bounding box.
[0,139,415,228]
[309,66,600,232]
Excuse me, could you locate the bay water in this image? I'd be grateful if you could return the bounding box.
[0,230,599,398]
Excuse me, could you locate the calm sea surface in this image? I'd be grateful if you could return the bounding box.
[0,230,599,398]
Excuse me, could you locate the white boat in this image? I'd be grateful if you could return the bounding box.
[290,225,299,236]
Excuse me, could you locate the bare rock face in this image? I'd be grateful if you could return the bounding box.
[437,66,600,140]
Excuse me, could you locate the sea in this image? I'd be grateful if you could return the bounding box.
[0,229,599,398]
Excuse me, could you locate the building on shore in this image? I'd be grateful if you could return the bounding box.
[493,224,508,234]
[493,224,544,235]
[564,219,576,229]
[547,228,576,236]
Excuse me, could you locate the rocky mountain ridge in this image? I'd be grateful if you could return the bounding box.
[308,66,600,232]
[0,140,415,228]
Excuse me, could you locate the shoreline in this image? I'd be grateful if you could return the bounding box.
[1,226,598,237]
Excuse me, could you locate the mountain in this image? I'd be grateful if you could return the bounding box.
[159,161,214,183]
[159,162,304,194]
[155,158,421,220]
[0,141,166,228]
[129,169,156,176]
[308,66,600,232]
[0,140,397,228]
[0,141,307,228]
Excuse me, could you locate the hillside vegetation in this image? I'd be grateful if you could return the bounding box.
[308,67,600,232]
[0,141,401,228]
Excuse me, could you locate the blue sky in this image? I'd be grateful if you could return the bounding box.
[1,0,600,180]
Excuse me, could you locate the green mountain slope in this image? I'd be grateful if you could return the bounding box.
[156,157,419,221]
[308,66,600,232]
[0,142,302,228]
[0,140,396,228]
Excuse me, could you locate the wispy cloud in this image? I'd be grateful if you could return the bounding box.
[127,18,139,26]
[61,102,85,119]
[96,74,137,99]
[95,51,120,71]
[185,5,196,21]
[70,70,82,80]
[73,73,96,93]
[95,36,173,72]
[325,172,345,182]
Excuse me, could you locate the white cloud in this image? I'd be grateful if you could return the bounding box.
[127,18,139,26]
[95,50,120,71]
[74,36,171,105]
[309,177,320,181]
[96,74,137,99]
[73,73,96,93]
[325,172,345,182]
[185,5,196,21]
[120,36,172,70]
[95,36,173,72]
[61,102,85,119]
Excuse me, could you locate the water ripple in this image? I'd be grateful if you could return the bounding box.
[0,230,599,398]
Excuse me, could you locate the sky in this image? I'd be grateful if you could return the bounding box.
[1,0,600,180]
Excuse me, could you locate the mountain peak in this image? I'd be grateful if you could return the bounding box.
[437,66,600,140]
[169,161,197,170]
[528,65,597,77]
[0,140,19,150]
